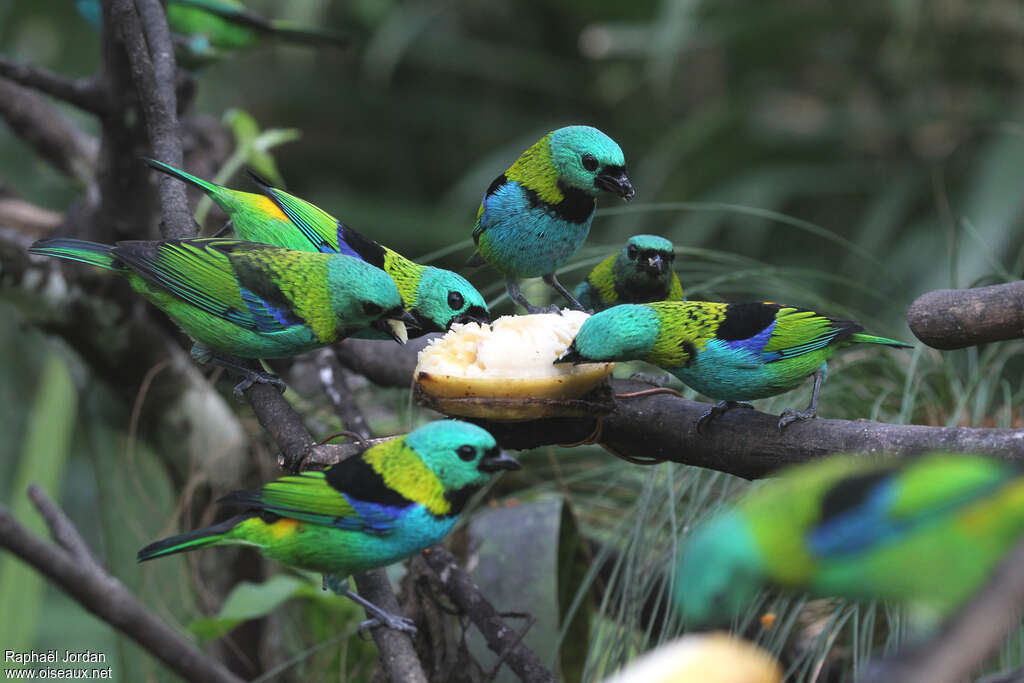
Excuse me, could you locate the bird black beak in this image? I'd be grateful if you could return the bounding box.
[555,345,586,365]
[478,448,520,473]
[595,168,635,200]
[638,253,666,276]
[451,305,491,327]
[372,307,418,344]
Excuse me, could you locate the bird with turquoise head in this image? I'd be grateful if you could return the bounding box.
[138,420,519,632]
[574,234,685,312]
[675,452,1024,628]
[28,237,413,394]
[144,159,490,337]
[557,300,911,430]
[468,125,635,313]
[76,0,349,68]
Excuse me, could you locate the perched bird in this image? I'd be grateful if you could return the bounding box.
[145,159,490,336]
[28,237,412,394]
[557,301,911,430]
[138,421,520,632]
[76,0,349,68]
[675,452,1024,627]
[468,125,635,313]
[573,234,684,312]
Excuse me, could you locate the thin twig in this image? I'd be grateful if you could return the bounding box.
[421,544,557,683]
[0,488,243,683]
[317,348,372,440]
[0,55,105,113]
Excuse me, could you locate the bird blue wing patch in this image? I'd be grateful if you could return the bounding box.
[239,285,301,333]
[339,495,409,535]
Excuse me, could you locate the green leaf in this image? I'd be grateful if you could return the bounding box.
[188,575,309,640]
[0,353,77,653]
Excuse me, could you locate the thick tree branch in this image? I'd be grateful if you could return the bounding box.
[421,544,557,683]
[0,78,98,186]
[0,55,105,113]
[333,341,1024,479]
[335,336,435,388]
[108,0,192,239]
[0,486,242,683]
[908,281,1024,350]
[861,534,1024,683]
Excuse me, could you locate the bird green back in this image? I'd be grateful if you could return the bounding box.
[676,453,1024,626]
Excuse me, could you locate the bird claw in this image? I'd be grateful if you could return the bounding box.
[524,303,563,315]
[777,408,817,431]
[358,614,417,635]
[695,401,754,435]
[232,371,286,400]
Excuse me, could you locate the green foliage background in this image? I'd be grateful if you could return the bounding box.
[2,0,1023,681]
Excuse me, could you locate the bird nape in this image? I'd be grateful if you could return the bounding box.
[143,159,490,336]
[557,300,911,431]
[675,452,1024,630]
[469,125,635,314]
[28,237,413,396]
[137,421,520,633]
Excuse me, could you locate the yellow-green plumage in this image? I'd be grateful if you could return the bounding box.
[561,301,911,429]
[574,235,684,311]
[137,421,519,630]
[27,237,409,362]
[677,452,1024,627]
[145,159,490,335]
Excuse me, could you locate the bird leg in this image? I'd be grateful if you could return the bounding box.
[777,368,825,431]
[627,371,675,387]
[191,345,286,399]
[542,273,586,311]
[696,400,754,434]
[506,279,560,314]
[324,575,417,635]
[209,218,234,238]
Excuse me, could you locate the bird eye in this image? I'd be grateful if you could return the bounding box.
[456,445,476,461]
[581,153,598,172]
[627,245,638,260]
[447,291,464,311]
[363,302,383,316]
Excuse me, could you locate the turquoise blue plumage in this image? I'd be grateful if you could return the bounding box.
[559,301,911,430]
[138,421,520,631]
[28,237,412,393]
[676,452,1024,627]
[468,125,635,313]
[144,159,490,336]
[573,234,685,312]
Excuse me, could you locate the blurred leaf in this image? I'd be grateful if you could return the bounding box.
[0,353,77,653]
[189,575,311,640]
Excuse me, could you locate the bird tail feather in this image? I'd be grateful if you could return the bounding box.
[266,21,350,48]
[28,238,120,271]
[137,514,252,562]
[144,158,221,197]
[850,333,913,349]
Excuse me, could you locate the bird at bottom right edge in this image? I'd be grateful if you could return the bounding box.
[556,300,911,431]
[673,451,1024,632]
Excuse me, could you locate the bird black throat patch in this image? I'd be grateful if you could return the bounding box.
[442,484,482,518]
[325,455,414,508]
[716,302,782,341]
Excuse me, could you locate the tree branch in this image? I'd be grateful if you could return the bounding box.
[108,0,192,239]
[0,77,98,186]
[908,281,1024,350]
[861,534,1024,683]
[0,486,243,683]
[333,341,1024,479]
[421,544,557,683]
[0,55,105,113]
